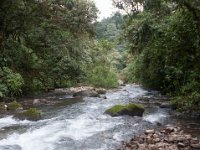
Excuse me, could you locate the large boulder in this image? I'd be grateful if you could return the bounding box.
[14,108,41,121]
[73,90,99,97]
[105,103,145,117]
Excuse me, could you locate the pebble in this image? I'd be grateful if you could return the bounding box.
[145,129,155,134]
[191,143,200,149]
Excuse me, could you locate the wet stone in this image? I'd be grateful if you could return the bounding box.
[154,138,161,143]
[125,146,132,150]
[191,143,200,149]
[165,126,175,133]
[178,142,186,147]
[145,129,155,135]
[149,144,159,150]
[191,138,199,144]
[123,126,200,150]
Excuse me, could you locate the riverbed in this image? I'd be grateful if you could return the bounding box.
[0,84,199,150]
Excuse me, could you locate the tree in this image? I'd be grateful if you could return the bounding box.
[119,0,200,111]
[0,0,98,99]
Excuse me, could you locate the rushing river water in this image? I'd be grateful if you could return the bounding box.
[0,85,198,150]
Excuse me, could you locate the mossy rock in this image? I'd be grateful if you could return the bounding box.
[7,101,23,112]
[14,108,41,121]
[105,103,145,117]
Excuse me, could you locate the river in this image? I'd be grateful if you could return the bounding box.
[0,84,199,150]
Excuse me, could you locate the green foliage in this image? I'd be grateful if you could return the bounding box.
[0,84,8,99]
[95,12,127,72]
[95,12,123,41]
[0,0,98,98]
[85,40,118,88]
[87,65,118,88]
[0,67,24,98]
[172,73,200,112]
[121,0,200,111]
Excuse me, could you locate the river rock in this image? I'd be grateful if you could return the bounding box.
[138,143,148,150]
[165,126,175,133]
[69,86,95,94]
[159,102,177,110]
[105,103,144,117]
[159,102,171,108]
[145,129,155,135]
[178,142,186,147]
[149,144,158,150]
[73,90,99,97]
[191,143,200,149]
[125,146,132,150]
[118,80,124,86]
[33,99,48,106]
[191,137,199,144]
[95,88,106,94]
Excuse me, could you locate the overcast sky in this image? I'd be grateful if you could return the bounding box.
[93,0,117,20]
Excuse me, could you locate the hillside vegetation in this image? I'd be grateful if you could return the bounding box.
[114,0,200,112]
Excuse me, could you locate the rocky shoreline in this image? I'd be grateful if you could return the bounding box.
[121,126,200,150]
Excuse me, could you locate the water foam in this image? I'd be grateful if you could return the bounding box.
[143,113,168,123]
[0,116,31,129]
[0,121,65,150]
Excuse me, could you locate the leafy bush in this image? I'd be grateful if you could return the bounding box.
[0,67,24,98]
[172,73,200,112]
[87,65,118,88]
[0,0,98,98]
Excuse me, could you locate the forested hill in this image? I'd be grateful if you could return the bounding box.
[95,12,127,70]
[1,0,200,113]
[95,12,123,42]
